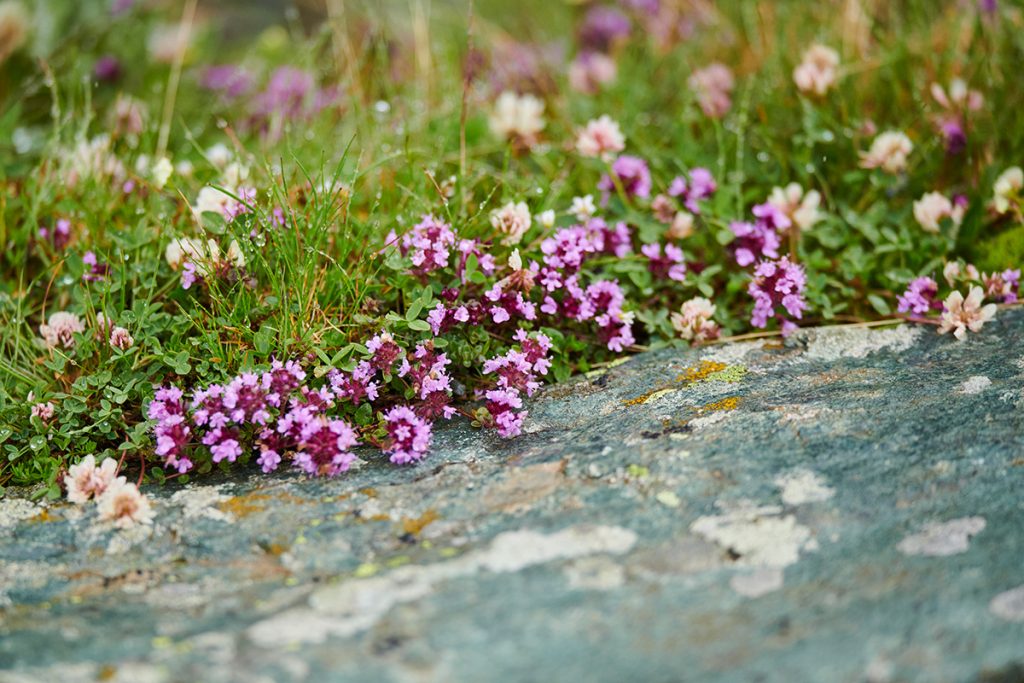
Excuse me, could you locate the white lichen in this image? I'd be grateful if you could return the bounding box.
[958,375,992,395]
[989,585,1024,622]
[690,503,817,568]
[775,469,835,506]
[169,485,233,522]
[729,567,784,597]
[800,324,920,363]
[897,517,986,557]
[247,524,637,647]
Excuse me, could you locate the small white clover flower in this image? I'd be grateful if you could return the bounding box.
[860,131,913,174]
[939,286,997,340]
[489,91,545,146]
[65,455,122,505]
[490,201,532,246]
[570,194,596,221]
[97,479,155,529]
[767,183,821,231]
[993,167,1022,214]
[537,209,556,229]
[793,44,840,96]
[575,115,625,160]
[151,157,173,189]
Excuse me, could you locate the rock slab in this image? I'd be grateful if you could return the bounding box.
[2,313,1024,682]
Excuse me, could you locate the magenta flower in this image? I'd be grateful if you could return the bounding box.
[383,406,432,464]
[668,168,717,213]
[427,303,471,335]
[541,225,599,271]
[82,251,110,282]
[751,201,793,233]
[586,218,633,257]
[514,328,553,376]
[38,219,72,251]
[748,257,808,334]
[578,5,631,52]
[394,214,457,278]
[223,372,272,425]
[293,416,359,477]
[897,276,940,314]
[366,332,404,371]
[94,55,122,82]
[729,220,780,267]
[485,282,537,325]
[200,65,254,100]
[329,361,379,406]
[641,242,687,281]
[598,155,652,202]
[485,388,526,438]
[263,359,306,407]
[398,344,455,419]
[148,386,193,473]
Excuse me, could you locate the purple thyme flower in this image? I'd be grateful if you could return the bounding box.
[668,167,717,214]
[383,405,432,464]
[579,6,631,52]
[598,155,652,202]
[541,225,599,272]
[94,55,122,82]
[201,65,254,100]
[585,218,633,257]
[292,416,359,477]
[641,242,687,281]
[729,220,781,267]
[485,388,526,438]
[896,276,940,314]
[748,257,808,334]
[392,214,457,278]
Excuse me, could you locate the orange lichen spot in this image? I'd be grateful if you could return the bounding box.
[28,509,57,523]
[358,487,378,498]
[676,360,727,385]
[264,542,288,556]
[702,396,741,412]
[401,508,439,536]
[622,387,673,406]
[216,492,270,518]
[273,490,315,505]
[622,360,730,406]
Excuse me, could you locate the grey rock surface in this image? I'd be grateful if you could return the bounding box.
[2,313,1024,682]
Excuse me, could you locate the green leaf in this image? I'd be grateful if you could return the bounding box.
[406,298,425,322]
[867,294,892,316]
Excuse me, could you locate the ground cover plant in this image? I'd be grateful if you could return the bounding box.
[1,0,1023,524]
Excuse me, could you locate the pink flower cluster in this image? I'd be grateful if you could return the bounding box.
[598,155,652,202]
[146,338,457,477]
[729,220,781,267]
[641,242,687,281]
[391,212,636,354]
[667,168,717,214]
[482,329,552,437]
[897,276,940,315]
[391,214,457,279]
[729,200,792,267]
[748,257,808,334]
